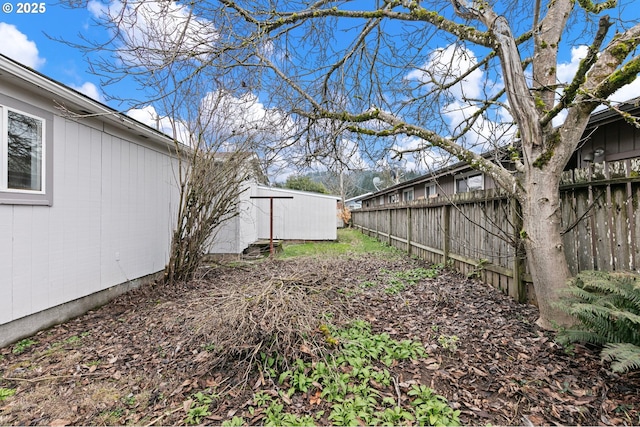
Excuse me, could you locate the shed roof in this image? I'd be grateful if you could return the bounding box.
[256,185,341,200]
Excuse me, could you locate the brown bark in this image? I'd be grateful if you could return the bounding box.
[520,168,575,329]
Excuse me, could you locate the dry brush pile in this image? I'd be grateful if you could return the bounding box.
[186,259,361,371]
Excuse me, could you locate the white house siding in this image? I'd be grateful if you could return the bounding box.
[255,186,339,241]
[0,62,179,336]
[207,181,259,254]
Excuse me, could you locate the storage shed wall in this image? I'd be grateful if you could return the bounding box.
[255,187,338,241]
[206,181,259,254]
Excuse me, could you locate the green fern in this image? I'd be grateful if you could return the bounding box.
[558,270,640,373]
[602,343,640,373]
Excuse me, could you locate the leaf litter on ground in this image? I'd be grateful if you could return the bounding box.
[0,247,638,425]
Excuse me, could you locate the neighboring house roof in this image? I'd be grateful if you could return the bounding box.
[0,53,177,152]
[362,100,640,201]
[345,193,373,204]
[586,98,640,128]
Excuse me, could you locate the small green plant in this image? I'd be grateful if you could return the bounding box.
[123,393,136,407]
[184,389,218,425]
[468,259,488,279]
[98,408,124,424]
[409,384,461,426]
[359,280,377,288]
[437,334,459,353]
[0,388,16,401]
[394,266,441,283]
[557,270,640,373]
[253,390,274,407]
[64,335,83,344]
[12,338,37,354]
[221,416,245,426]
[374,405,415,425]
[185,405,211,425]
[250,320,456,427]
[384,278,406,295]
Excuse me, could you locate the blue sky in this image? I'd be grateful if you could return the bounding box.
[2,1,640,179]
[0,3,109,102]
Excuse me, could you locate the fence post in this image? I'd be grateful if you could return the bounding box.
[388,208,393,246]
[511,197,527,303]
[407,207,412,255]
[442,204,450,266]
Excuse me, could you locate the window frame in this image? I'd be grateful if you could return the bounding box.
[454,172,484,194]
[425,182,437,198]
[0,94,53,206]
[402,188,414,202]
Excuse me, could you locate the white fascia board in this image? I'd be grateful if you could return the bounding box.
[0,55,176,151]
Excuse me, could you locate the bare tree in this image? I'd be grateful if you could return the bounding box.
[66,0,640,327]
[207,0,639,329]
[59,1,275,282]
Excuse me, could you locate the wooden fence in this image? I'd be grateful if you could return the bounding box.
[351,159,640,305]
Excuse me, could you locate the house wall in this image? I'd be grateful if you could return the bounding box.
[207,181,259,254]
[578,121,640,165]
[0,80,178,346]
[254,186,338,241]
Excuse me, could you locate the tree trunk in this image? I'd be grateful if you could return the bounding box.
[520,168,575,329]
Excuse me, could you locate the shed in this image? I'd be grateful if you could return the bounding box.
[207,185,340,254]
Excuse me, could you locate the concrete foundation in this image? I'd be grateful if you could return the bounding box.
[0,271,162,349]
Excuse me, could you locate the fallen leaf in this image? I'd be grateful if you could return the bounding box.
[309,391,322,405]
[50,419,71,427]
[280,393,292,405]
[300,343,314,355]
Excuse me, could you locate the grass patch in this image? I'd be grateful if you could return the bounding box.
[280,228,399,259]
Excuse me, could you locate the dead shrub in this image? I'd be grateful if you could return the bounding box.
[189,259,354,370]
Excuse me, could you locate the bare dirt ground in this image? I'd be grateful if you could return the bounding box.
[1,253,639,426]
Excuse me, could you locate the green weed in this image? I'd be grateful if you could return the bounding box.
[0,388,16,401]
[12,338,37,354]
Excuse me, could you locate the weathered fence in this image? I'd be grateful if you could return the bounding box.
[352,159,640,305]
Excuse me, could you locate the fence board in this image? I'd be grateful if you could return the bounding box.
[352,160,640,305]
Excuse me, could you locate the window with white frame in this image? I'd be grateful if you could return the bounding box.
[403,188,414,202]
[455,173,484,193]
[425,183,437,198]
[0,97,52,205]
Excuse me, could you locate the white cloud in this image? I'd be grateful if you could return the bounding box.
[127,105,191,143]
[554,45,640,120]
[69,82,104,102]
[556,45,589,84]
[609,76,640,103]
[406,44,485,100]
[406,44,514,153]
[199,90,298,153]
[0,23,45,69]
[87,0,217,66]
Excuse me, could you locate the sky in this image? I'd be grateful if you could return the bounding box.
[2,1,640,181]
[0,3,107,101]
